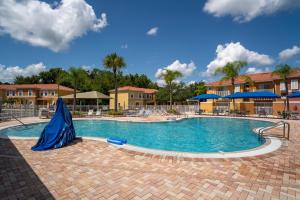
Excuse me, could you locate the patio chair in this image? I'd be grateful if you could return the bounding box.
[87,109,94,117]
[213,109,219,115]
[39,108,49,119]
[95,110,101,116]
[195,109,204,115]
[127,109,145,117]
[290,112,300,120]
[258,110,267,118]
[143,110,152,117]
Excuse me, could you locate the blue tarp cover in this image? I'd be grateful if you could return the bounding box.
[287,91,300,98]
[192,94,221,100]
[224,92,280,99]
[32,98,76,151]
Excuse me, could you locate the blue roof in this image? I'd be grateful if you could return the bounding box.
[224,92,280,99]
[287,91,300,98]
[192,94,221,100]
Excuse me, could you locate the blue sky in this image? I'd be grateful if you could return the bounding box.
[0,0,300,84]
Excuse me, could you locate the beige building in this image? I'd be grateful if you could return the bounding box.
[202,71,300,116]
[109,86,158,110]
[0,84,73,107]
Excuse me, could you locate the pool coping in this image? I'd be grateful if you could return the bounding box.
[0,116,282,159]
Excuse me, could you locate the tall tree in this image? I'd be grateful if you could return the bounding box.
[103,53,126,111]
[272,64,298,115]
[214,61,248,111]
[158,69,183,109]
[65,68,89,113]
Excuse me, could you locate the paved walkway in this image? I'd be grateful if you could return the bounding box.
[0,117,299,200]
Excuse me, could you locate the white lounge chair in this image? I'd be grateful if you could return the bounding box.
[96,110,101,116]
[143,110,151,117]
[87,109,94,117]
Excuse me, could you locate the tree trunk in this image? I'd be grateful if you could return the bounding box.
[169,84,173,110]
[285,80,290,118]
[170,91,173,110]
[114,72,118,112]
[231,78,236,111]
[57,84,60,98]
[73,85,76,113]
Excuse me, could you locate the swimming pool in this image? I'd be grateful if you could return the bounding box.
[0,118,274,153]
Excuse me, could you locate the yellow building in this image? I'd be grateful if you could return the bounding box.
[202,71,300,116]
[109,86,158,110]
[0,84,74,107]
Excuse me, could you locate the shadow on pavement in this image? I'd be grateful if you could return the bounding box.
[0,138,54,199]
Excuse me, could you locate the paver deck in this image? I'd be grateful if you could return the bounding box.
[0,117,299,200]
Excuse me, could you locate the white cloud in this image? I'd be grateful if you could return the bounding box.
[246,67,272,74]
[0,0,108,52]
[155,60,196,78]
[246,67,263,74]
[121,44,128,49]
[279,45,300,60]
[155,60,196,86]
[203,0,300,22]
[187,81,196,85]
[0,63,46,82]
[80,65,94,71]
[147,27,159,36]
[203,42,274,76]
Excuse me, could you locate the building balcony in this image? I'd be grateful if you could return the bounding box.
[213,91,231,97]
[256,89,274,92]
[7,95,37,98]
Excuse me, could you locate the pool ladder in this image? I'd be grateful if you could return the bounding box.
[258,121,290,140]
[12,115,26,126]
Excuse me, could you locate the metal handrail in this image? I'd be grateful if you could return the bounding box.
[258,121,290,140]
[12,115,26,126]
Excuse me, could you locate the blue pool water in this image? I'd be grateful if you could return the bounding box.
[0,118,273,153]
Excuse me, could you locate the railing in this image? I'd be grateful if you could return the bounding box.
[255,102,273,115]
[127,105,199,113]
[258,121,290,140]
[213,91,231,97]
[256,89,274,92]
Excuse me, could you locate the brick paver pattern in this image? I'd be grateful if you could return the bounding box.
[0,118,299,200]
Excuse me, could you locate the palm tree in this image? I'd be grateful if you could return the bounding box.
[214,61,248,111]
[103,53,126,111]
[67,67,88,113]
[158,69,183,109]
[272,64,298,115]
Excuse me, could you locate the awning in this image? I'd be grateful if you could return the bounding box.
[192,94,221,100]
[224,92,280,99]
[287,91,300,98]
[61,91,111,99]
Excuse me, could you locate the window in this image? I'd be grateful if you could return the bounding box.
[139,94,142,99]
[8,90,16,96]
[17,90,23,96]
[280,82,286,91]
[40,90,48,96]
[234,84,240,93]
[51,90,56,96]
[28,89,33,96]
[6,91,9,96]
[130,94,134,98]
[291,79,298,90]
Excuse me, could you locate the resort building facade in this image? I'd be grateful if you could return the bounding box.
[0,84,74,107]
[109,86,158,110]
[202,71,300,116]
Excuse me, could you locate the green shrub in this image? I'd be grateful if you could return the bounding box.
[167,109,180,115]
[107,110,124,116]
